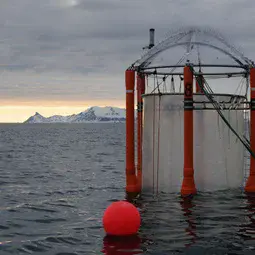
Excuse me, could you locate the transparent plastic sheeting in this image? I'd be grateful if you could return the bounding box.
[142,94,245,193]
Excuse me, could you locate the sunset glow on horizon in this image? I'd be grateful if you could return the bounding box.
[0,100,125,123]
[1,0,255,124]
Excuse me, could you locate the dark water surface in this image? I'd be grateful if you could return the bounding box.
[0,123,255,255]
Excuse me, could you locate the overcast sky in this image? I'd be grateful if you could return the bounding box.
[1,0,255,121]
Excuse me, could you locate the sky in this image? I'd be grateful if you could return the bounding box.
[1,0,255,122]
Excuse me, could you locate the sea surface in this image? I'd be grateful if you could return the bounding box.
[0,123,255,255]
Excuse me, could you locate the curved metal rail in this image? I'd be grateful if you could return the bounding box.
[130,27,254,70]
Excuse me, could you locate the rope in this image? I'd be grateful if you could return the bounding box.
[222,121,229,186]
[154,73,162,194]
[191,66,255,159]
[156,72,161,94]
[171,76,175,92]
[169,107,175,189]
[145,74,149,92]
[156,95,161,195]
[245,75,249,99]
[235,110,239,143]
[233,77,245,98]
[152,76,156,193]
[227,110,231,148]
[243,75,250,147]
[179,75,183,92]
[145,74,148,93]
[217,111,229,186]
[217,112,221,139]
[163,76,167,93]
[150,52,188,94]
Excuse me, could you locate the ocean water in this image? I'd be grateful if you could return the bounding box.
[0,123,255,255]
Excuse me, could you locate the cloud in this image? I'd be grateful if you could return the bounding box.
[0,0,255,104]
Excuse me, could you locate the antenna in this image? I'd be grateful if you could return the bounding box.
[143,28,155,50]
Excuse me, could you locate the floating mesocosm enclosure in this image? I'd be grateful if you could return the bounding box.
[124,27,255,196]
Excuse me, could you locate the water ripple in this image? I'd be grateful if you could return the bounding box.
[1,123,255,254]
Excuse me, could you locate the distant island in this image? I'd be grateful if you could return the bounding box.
[24,106,126,123]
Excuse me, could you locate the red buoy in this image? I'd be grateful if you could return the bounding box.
[103,201,141,236]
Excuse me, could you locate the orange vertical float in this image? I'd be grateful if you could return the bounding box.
[181,65,197,196]
[136,73,145,192]
[125,69,138,194]
[245,67,255,193]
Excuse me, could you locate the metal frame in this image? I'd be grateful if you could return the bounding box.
[143,71,247,77]
[130,27,254,70]
[140,64,248,70]
[142,92,246,99]
[142,93,249,110]
[139,63,249,78]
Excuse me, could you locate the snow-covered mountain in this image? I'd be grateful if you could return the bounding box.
[24,106,126,123]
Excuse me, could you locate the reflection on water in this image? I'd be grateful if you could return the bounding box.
[239,194,255,243]
[180,197,197,248]
[102,235,143,255]
[101,191,255,254]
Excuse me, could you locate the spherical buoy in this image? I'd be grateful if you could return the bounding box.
[103,201,141,236]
